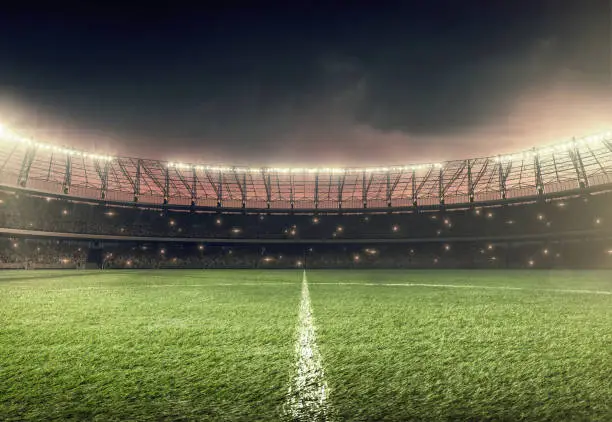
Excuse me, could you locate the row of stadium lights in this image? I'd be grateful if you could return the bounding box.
[0,124,113,161]
[167,162,444,173]
[1,122,610,173]
[493,133,611,163]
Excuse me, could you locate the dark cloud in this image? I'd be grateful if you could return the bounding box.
[0,1,610,165]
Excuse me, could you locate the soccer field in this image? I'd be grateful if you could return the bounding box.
[1,270,611,421]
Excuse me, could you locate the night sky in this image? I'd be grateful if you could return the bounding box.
[0,2,610,166]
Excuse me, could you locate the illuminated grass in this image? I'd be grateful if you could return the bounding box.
[0,269,611,421]
[309,270,612,421]
[0,270,301,421]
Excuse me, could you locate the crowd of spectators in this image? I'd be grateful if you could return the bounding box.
[0,237,611,270]
[0,238,87,269]
[0,187,610,270]
[0,189,609,241]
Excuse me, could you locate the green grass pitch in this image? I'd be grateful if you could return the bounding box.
[1,269,611,421]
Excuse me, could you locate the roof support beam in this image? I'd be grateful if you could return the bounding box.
[242,173,247,208]
[411,170,417,206]
[290,174,294,208]
[192,167,198,206]
[0,143,19,174]
[17,146,37,188]
[387,171,403,207]
[116,159,136,199]
[140,162,165,196]
[164,167,170,204]
[568,143,589,189]
[217,172,223,207]
[415,166,433,202]
[362,171,367,207]
[262,170,271,208]
[498,160,512,199]
[134,159,141,202]
[467,160,474,202]
[386,171,391,206]
[533,150,544,196]
[551,154,561,183]
[94,159,110,200]
[438,167,444,205]
[314,172,319,209]
[62,155,72,194]
[441,162,466,200]
[337,172,346,208]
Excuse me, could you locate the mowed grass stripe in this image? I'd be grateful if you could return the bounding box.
[310,282,612,295]
[4,278,609,295]
[0,270,302,421]
[308,270,612,421]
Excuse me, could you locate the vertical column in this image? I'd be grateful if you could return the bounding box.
[101,161,109,200]
[314,172,319,209]
[498,160,506,200]
[362,171,367,208]
[533,149,544,196]
[411,170,417,207]
[134,159,141,202]
[163,166,170,205]
[266,172,271,209]
[438,166,444,206]
[17,145,37,188]
[568,144,589,189]
[217,171,223,208]
[191,167,197,207]
[467,160,474,203]
[290,174,295,209]
[62,155,72,194]
[386,171,391,207]
[242,172,247,209]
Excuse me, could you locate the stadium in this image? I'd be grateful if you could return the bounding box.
[1,125,612,271]
[1,123,611,420]
[2,4,612,421]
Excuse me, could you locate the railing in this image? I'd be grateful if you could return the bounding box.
[2,227,610,244]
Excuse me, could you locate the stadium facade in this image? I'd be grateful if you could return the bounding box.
[0,126,611,270]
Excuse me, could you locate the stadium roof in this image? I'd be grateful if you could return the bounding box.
[1,121,611,210]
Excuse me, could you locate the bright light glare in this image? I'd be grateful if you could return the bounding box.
[1,121,609,174]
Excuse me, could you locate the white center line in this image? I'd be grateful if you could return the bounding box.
[286,270,329,421]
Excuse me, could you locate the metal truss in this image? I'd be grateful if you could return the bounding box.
[1,134,612,210]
